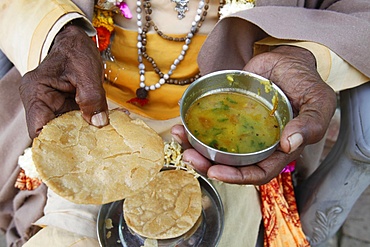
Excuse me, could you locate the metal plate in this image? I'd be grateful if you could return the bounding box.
[97,171,224,247]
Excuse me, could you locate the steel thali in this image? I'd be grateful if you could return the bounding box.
[97,169,224,247]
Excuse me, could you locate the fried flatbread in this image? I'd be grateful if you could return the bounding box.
[32,110,164,204]
[123,169,202,239]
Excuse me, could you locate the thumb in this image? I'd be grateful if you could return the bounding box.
[76,89,109,127]
[68,65,109,127]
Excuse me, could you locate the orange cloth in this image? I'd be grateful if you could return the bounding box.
[260,169,310,247]
[103,26,207,120]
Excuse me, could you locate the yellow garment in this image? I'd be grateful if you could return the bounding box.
[103,25,206,119]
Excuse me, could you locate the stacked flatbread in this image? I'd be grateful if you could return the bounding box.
[123,169,202,239]
[32,110,164,204]
[32,110,203,240]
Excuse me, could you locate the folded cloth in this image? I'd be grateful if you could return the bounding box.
[34,189,100,239]
[23,225,99,247]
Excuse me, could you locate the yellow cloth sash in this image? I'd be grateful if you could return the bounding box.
[103,25,206,120]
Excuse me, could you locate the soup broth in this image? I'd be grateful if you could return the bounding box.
[185,92,280,153]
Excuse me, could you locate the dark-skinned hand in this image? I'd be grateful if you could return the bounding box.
[20,24,109,139]
[171,45,337,185]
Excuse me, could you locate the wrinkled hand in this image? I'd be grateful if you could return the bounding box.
[20,25,108,139]
[171,46,337,185]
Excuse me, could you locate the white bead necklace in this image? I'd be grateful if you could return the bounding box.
[136,0,206,94]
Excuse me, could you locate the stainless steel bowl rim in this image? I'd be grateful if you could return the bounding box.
[179,70,293,166]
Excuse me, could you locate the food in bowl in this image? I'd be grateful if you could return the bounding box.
[184,91,280,154]
[180,70,293,166]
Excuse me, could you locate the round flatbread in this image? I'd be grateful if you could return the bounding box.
[32,110,164,204]
[123,169,202,239]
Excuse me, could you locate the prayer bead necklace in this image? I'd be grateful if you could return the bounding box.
[135,0,209,99]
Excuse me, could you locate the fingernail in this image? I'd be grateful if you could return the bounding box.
[171,134,182,145]
[91,112,108,127]
[288,133,303,153]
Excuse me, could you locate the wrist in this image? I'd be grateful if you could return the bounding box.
[57,21,85,37]
[51,20,88,48]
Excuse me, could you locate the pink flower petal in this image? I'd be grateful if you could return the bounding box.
[117,2,132,19]
[281,161,296,173]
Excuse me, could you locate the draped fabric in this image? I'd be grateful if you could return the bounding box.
[260,162,310,247]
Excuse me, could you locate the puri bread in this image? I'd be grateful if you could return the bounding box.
[32,110,164,204]
[123,169,202,239]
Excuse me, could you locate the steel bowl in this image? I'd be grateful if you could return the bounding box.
[179,70,293,166]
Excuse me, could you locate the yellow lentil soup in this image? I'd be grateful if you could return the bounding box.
[185,92,280,154]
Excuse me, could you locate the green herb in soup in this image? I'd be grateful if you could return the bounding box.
[185,92,280,153]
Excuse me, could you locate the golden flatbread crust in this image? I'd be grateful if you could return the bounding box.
[123,169,202,239]
[32,110,164,204]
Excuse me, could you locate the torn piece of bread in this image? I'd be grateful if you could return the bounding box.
[123,169,202,239]
[32,110,164,204]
